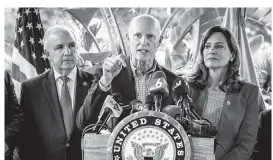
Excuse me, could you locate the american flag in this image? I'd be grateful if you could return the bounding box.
[11,8,50,98]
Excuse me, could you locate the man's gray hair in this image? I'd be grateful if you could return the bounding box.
[128,14,161,37]
[43,25,76,51]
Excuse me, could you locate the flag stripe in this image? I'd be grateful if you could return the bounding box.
[12,46,38,79]
[11,8,50,99]
[11,63,27,82]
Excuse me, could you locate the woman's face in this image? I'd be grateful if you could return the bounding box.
[203,32,233,69]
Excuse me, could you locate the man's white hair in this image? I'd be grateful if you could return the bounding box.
[128,14,161,37]
[43,25,76,51]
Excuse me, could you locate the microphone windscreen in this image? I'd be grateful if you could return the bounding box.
[111,93,122,103]
[130,99,148,111]
[172,77,188,102]
[148,71,169,98]
[162,105,181,119]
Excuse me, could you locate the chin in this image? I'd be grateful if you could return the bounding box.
[135,55,149,61]
[62,64,75,70]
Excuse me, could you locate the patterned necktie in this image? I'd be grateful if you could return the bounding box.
[60,76,73,140]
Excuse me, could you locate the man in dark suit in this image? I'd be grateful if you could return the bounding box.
[251,109,271,160]
[76,14,178,130]
[5,71,23,160]
[18,25,94,160]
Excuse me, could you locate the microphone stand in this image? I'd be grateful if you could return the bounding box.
[176,99,184,124]
[97,113,112,133]
[154,95,162,112]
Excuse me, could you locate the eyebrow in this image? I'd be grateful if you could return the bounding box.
[69,42,76,45]
[55,44,63,48]
[205,42,224,45]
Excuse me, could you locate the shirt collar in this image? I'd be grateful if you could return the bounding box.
[130,58,157,77]
[53,66,77,82]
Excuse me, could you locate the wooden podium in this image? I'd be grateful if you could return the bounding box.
[82,133,215,160]
[81,134,109,160]
[189,136,215,160]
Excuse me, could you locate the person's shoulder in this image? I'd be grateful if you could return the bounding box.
[238,81,261,103]
[159,65,177,80]
[261,109,271,117]
[22,70,49,86]
[241,81,259,92]
[79,68,94,77]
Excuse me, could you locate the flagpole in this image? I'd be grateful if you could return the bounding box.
[108,8,127,56]
[100,8,118,54]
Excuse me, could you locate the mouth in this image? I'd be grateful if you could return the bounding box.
[137,49,149,54]
[62,60,74,63]
[207,57,218,60]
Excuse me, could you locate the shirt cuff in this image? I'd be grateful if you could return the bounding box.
[99,80,111,92]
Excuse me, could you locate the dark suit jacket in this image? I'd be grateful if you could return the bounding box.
[5,71,22,152]
[18,68,94,160]
[76,58,178,130]
[189,82,260,160]
[252,109,271,160]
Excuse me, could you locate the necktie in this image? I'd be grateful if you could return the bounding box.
[60,76,73,140]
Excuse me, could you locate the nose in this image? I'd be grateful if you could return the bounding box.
[64,46,72,56]
[209,47,216,55]
[140,35,148,45]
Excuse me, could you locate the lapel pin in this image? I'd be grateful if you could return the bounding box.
[83,81,88,86]
[227,100,231,105]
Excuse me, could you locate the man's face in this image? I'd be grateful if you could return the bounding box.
[128,17,160,63]
[46,30,78,74]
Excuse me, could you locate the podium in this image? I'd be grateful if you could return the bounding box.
[82,111,215,160]
[81,134,110,160]
[189,136,215,160]
[82,134,215,160]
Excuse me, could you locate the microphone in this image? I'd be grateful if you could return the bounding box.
[162,105,182,123]
[130,99,148,114]
[96,93,123,133]
[162,105,217,137]
[171,77,217,137]
[145,95,154,111]
[172,77,201,120]
[148,71,169,112]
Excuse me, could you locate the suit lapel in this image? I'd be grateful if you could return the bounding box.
[42,70,66,134]
[74,68,92,113]
[217,92,244,138]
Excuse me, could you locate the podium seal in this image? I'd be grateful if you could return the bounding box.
[108,111,191,160]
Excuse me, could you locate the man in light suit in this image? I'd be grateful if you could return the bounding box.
[18,25,94,160]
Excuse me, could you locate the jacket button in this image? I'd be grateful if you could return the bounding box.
[66,143,70,147]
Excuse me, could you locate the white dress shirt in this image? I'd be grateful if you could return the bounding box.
[53,67,77,110]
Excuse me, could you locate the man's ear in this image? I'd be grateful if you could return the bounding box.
[44,50,50,58]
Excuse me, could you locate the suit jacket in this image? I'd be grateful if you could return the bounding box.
[19,68,94,160]
[252,109,271,160]
[76,58,178,130]
[189,82,260,160]
[5,71,22,152]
